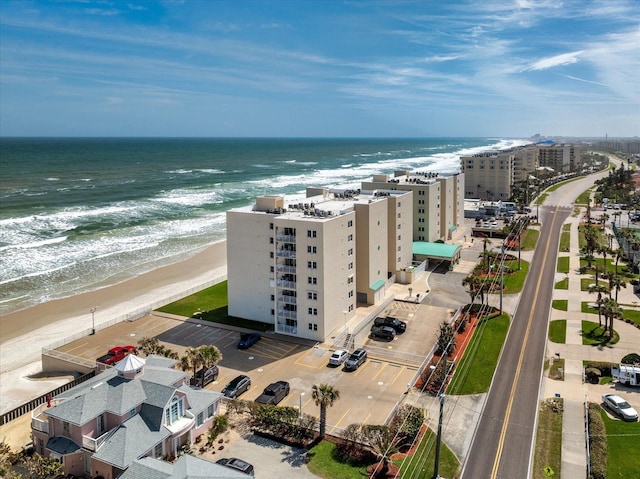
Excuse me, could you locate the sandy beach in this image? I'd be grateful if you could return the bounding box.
[0,240,228,412]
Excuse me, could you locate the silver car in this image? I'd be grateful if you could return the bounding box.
[602,393,638,421]
[329,349,348,366]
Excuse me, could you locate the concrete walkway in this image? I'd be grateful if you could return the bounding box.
[544,201,640,478]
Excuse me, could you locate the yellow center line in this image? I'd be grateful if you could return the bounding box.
[491,206,558,478]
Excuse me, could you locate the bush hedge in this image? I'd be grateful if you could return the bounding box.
[588,403,607,479]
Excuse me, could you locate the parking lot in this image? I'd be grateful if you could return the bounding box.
[56,299,452,431]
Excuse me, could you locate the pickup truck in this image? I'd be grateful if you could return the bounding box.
[254,381,290,405]
[96,345,136,366]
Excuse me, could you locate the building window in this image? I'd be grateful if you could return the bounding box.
[307,261,317,269]
[307,308,318,315]
[269,237,274,244]
[207,404,214,418]
[348,262,353,270]
[398,246,401,251]
[307,245,317,253]
[130,408,136,417]
[348,248,353,256]
[270,251,274,258]
[398,202,401,207]
[271,294,275,301]
[308,277,317,284]
[269,223,274,230]
[418,199,425,205]
[348,234,353,241]
[307,230,317,238]
[308,292,318,300]
[196,412,204,427]
[348,275,354,284]
[348,220,353,227]
[270,266,274,272]
[154,443,163,458]
[271,309,275,315]
[166,396,184,426]
[309,323,318,331]
[348,290,353,298]
[62,421,70,437]
[418,208,424,214]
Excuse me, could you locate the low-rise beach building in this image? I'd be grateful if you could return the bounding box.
[31,355,222,479]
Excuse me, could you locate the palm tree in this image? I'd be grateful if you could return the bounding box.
[312,383,340,438]
[601,297,622,338]
[462,275,481,304]
[608,274,627,302]
[588,283,610,326]
[181,345,222,378]
[615,247,626,275]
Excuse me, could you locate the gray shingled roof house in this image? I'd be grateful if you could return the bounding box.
[117,455,249,479]
[31,354,223,479]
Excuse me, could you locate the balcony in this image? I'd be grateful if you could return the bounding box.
[165,410,195,436]
[277,279,296,289]
[276,264,297,273]
[31,400,62,434]
[82,428,116,452]
[277,295,297,305]
[276,248,296,258]
[276,233,296,243]
[276,309,298,319]
[276,323,298,335]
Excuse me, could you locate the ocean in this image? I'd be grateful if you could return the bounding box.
[0,137,528,315]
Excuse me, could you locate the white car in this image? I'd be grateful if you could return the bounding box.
[329,349,349,366]
[602,393,638,421]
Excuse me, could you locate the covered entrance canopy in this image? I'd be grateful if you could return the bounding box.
[412,241,462,268]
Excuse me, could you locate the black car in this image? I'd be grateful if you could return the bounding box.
[190,365,219,388]
[370,325,396,341]
[374,316,407,333]
[344,348,367,371]
[254,380,290,405]
[222,375,251,399]
[237,332,261,349]
[216,457,255,476]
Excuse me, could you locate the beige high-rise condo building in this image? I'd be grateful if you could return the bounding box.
[361,171,465,242]
[226,187,413,342]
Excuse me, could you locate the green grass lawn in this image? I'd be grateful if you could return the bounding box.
[548,320,566,343]
[575,189,593,205]
[394,428,460,479]
[581,320,620,346]
[547,178,579,192]
[535,193,548,205]
[556,256,570,273]
[582,301,640,326]
[554,278,568,290]
[600,408,640,479]
[552,299,568,311]
[447,313,510,395]
[521,229,539,250]
[157,281,272,331]
[580,277,609,291]
[559,225,571,252]
[306,441,371,479]
[533,399,563,478]
[503,259,529,293]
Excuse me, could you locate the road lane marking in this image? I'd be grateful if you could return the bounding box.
[491,205,559,479]
[371,362,388,381]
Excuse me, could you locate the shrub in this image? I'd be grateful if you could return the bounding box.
[584,361,615,377]
[621,353,640,365]
[388,405,424,448]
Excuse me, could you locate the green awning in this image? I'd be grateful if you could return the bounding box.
[449,225,457,231]
[370,279,385,291]
[412,241,462,260]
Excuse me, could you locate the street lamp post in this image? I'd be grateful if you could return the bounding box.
[90,307,97,335]
[299,392,305,418]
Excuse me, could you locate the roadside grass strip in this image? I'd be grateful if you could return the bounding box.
[556,256,569,273]
[447,313,510,395]
[533,398,563,479]
[548,320,566,343]
[552,299,568,311]
[554,278,568,290]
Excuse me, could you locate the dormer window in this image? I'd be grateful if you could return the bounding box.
[165,396,184,426]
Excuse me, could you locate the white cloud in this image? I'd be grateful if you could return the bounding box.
[526,51,584,71]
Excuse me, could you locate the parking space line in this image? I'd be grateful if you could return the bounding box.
[371,362,387,381]
[64,342,89,355]
[390,365,406,385]
[330,407,351,434]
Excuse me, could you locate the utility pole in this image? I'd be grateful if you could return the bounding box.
[433,393,445,479]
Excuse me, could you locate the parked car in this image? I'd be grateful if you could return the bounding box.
[370,325,396,341]
[216,457,255,476]
[254,381,290,405]
[96,345,136,366]
[237,332,261,349]
[374,316,407,333]
[222,375,252,399]
[190,365,219,388]
[344,348,367,371]
[602,393,638,421]
[329,349,349,366]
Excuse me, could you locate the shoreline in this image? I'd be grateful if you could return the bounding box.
[0,240,228,375]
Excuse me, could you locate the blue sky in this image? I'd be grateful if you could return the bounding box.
[1,0,638,138]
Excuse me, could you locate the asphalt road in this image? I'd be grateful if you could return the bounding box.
[461,204,572,479]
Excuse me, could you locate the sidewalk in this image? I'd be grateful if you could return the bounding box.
[544,202,640,478]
